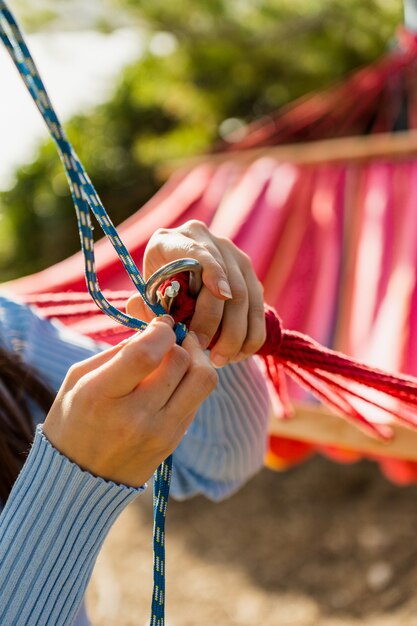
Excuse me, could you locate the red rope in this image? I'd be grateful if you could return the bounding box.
[162,273,417,439]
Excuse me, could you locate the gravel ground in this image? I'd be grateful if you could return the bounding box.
[87,455,417,626]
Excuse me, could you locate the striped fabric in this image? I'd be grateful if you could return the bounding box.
[0,293,270,625]
[0,427,142,626]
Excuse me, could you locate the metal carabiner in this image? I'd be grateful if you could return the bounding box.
[144,258,203,312]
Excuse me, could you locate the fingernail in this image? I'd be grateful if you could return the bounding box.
[211,353,228,368]
[196,333,209,349]
[159,314,175,327]
[218,279,232,299]
[233,352,247,362]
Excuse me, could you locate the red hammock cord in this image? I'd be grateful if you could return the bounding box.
[161,273,417,441]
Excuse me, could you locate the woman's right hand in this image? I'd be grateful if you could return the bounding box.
[42,315,218,488]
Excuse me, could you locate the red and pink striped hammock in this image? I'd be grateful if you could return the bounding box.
[6,29,417,484]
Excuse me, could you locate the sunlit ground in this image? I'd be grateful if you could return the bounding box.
[88,457,417,626]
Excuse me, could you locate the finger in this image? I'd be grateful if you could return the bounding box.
[145,231,232,300]
[64,337,135,387]
[88,315,176,398]
[161,332,218,434]
[161,408,199,454]
[126,293,156,323]
[185,232,233,300]
[209,251,249,367]
[132,344,191,412]
[189,284,224,349]
[235,273,266,360]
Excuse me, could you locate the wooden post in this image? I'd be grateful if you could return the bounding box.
[158,130,417,179]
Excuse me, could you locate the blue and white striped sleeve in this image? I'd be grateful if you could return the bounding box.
[0,426,143,626]
[171,357,270,501]
[0,293,104,394]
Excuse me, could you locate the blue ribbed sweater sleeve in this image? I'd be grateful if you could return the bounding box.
[0,426,143,626]
[171,356,270,501]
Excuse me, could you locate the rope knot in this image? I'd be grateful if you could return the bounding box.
[160,271,417,441]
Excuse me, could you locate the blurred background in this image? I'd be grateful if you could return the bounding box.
[4,2,417,625]
[0,0,402,280]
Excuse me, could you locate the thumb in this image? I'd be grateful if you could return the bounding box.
[90,315,176,398]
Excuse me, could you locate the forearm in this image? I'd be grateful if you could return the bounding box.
[0,427,143,626]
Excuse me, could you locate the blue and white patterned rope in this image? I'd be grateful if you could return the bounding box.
[0,2,179,623]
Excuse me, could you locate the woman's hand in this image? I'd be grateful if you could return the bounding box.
[43,316,218,488]
[129,220,266,368]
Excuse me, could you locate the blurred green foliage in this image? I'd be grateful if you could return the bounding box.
[0,0,402,280]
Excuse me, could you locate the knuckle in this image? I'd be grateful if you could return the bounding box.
[128,344,160,371]
[65,363,84,387]
[145,228,164,251]
[215,235,234,251]
[153,227,169,238]
[152,318,175,339]
[251,300,266,317]
[184,239,207,256]
[202,366,219,393]
[192,364,219,395]
[239,251,253,270]
[183,219,207,234]
[72,376,97,407]
[230,283,248,305]
[214,235,228,246]
[136,323,175,360]
[169,345,191,370]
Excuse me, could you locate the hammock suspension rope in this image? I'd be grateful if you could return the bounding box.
[0,3,183,623]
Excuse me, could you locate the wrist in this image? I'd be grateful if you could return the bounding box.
[42,420,152,489]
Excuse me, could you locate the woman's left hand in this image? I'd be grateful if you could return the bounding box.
[127,220,266,368]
